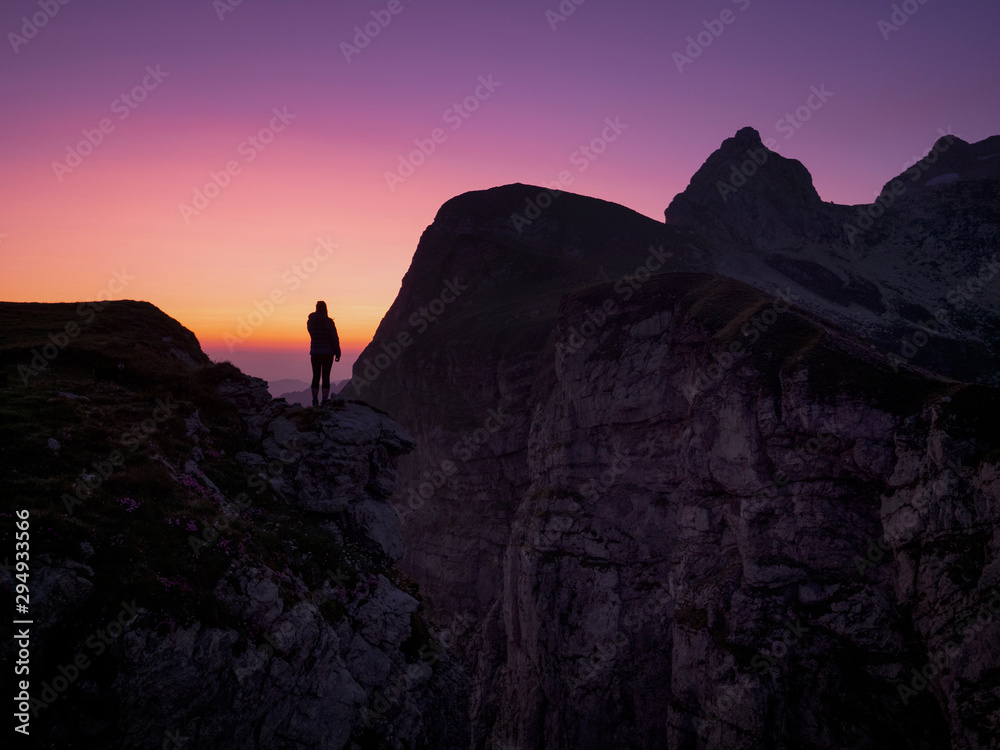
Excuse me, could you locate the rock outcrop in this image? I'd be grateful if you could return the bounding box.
[351,130,1000,748]
[0,303,468,749]
[107,382,466,750]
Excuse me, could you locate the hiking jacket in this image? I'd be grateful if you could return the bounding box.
[308,313,341,357]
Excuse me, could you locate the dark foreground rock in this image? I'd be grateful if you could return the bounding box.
[0,303,469,749]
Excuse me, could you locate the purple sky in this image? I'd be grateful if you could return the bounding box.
[2,0,997,384]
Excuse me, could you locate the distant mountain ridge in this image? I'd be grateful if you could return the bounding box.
[351,127,1000,748]
[663,126,1000,384]
[352,127,1000,402]
[267,378,351,406]
[267,377,310,397]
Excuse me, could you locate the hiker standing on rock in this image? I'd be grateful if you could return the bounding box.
[308,301,341,406]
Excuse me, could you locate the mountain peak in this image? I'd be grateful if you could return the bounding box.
[879,131,1000,194]
[725,125,766,149]
[664,126,824,244]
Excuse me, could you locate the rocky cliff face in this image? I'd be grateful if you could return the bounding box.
[352,131,1000,748]
[0,302,467,749]
[491,274,1000,749]
[109,382,467,750]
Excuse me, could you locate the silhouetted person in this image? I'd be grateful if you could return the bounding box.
[307,301,340,406]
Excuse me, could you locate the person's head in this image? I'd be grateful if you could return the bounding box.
[315,301,328,317]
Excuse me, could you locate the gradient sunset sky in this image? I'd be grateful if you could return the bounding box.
[2,0,998,384]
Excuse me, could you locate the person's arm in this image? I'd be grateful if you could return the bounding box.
[330,320,341,361]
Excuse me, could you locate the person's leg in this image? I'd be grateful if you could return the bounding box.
[310,356,321,406]
[320,355,333,403]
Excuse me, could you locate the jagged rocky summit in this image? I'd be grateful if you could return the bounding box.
[350,128,1000,748]
[664,126,1000,385]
